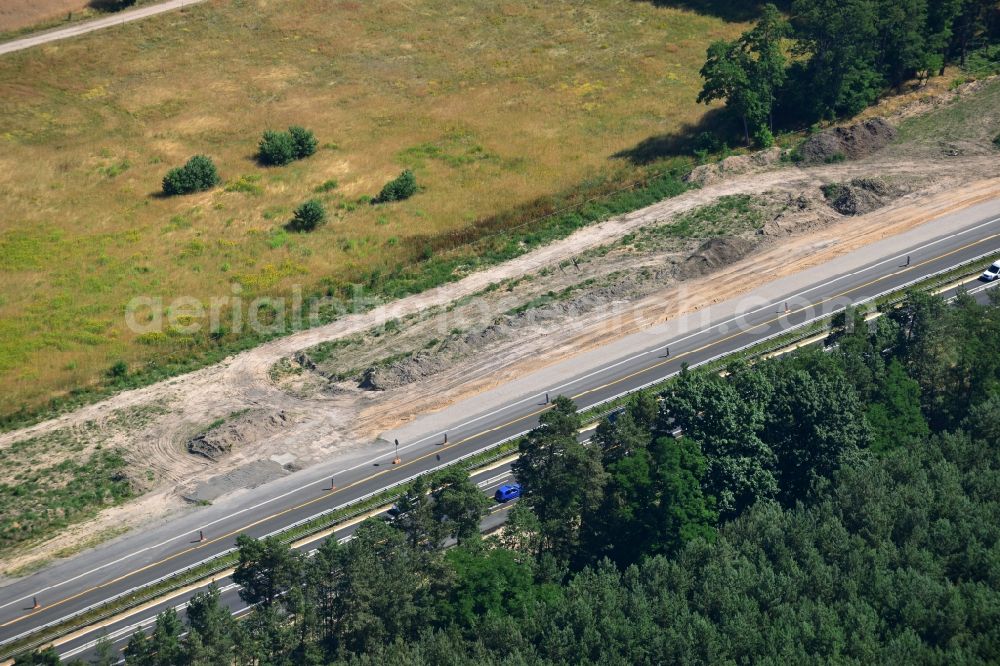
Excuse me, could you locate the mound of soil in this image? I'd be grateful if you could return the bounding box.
[758,190,841,237]
[677,237,757,279]
[822,177,903,216]
[294,351,316,371]
[685,147,783,186]
[358,353,450,391]
[798,118,897,164]
[187,410,291,461]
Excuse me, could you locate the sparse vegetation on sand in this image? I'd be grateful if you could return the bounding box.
[0,0,745,421]
[0,401,169,558]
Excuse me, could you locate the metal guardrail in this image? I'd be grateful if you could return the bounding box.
[580,247,999,414]
[0,435,524,660]
[3,248,997,660]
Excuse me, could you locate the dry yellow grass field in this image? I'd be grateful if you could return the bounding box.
[0,0,90,34]
[0,0,742,417]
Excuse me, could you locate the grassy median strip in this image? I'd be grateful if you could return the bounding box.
[0,439,522,660]
[577,254,998,425]
[4,255,995,660]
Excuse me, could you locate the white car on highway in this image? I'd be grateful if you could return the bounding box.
[982,261,1000,281]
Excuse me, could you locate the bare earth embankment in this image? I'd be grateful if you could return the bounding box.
[1,75,998,576]
[0,0,744,415]
[0,150,1000,568]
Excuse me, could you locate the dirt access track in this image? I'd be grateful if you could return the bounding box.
[2,86,1000,573]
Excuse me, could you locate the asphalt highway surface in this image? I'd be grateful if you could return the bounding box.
[50,461,523,663]
[1,199,998,662]
[53,277,1000,665]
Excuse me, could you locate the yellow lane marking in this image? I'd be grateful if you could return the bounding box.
[7,233,997,631]
[568,234,999,402]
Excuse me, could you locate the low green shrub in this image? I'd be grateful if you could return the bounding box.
[106,360,128,379]
[820,183,841,199]
[258,130,297,166]
[754,127,775,148]
[949,76,971,90]
[289,126,318,159]
[259,126,318,166]
[787,143,804,163]
[99,159,130,178]
[287,200,327,232]
[375,169,418,203]
[314,179,339,193]
[162,155,220,196]
[225,174,263,195]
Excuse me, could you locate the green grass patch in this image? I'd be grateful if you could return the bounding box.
[314,179,339,193]
[667,194,761,237]
[0,449,133,557]
[97,159,131,178]
[624,194,763,253]
[892,77,1000,148]
[224,174,264,195]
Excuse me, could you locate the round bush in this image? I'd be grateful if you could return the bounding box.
[375,169,417,203]
[287,199,327,232]
[106,360,128,379]
[289,126,318,159]
[162,155,220,196]
[754,127,775,148]
[258,130,297,166]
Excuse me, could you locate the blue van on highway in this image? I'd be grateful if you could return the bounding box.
[494,483,521,503]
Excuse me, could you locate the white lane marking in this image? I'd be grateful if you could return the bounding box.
[541,218,1000,395]
[965,280,999,295]
[476,473,510,488]
[8,216,999,612]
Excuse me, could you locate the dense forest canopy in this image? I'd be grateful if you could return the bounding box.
[14,0,1000,662]
[698,0,1000,143]
[20,289,1000,665]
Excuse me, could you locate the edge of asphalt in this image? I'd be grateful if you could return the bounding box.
[379,196,1000,448]
[1,194,998,626]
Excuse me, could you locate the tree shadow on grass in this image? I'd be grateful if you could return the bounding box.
[612,107,738,165]
[633,0,789,23]
[89,0,138,11]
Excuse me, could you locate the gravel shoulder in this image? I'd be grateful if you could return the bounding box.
[1,79,999,575]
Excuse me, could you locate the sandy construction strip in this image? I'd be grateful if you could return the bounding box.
[1,156,998,575]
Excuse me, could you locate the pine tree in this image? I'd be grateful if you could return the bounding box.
[150,607,184,666]
[184,584,235,666]
[513,396,606,561]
